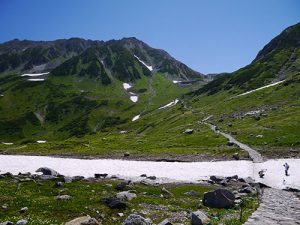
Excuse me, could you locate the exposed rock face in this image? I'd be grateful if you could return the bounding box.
[191,210,210,225]
[203,189,235,208]
[122,214,152,225]
[35,167,59,176]
[65,216,100,225]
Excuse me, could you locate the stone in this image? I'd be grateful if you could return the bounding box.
[55,195,71,201]
[184,129,194,134]
[209,175,224,182]
[55,181,64,188]
[94,173,108,179]
[184,190,199,197]
[232,153,239,160]
[122,214,152,225]
[116,191,137,201]
[102,197,127,209]
[239,187,256,194]
[19,207,28,213]
[64,176,73,183]
[65,216,100,225]
[16,220,27,225]
[227,141,235,146]
[116,180,131,191]
[254,116,260,121]
[203,189,235,208]
[158,219,173,225]
[191,210,210,225]
[140,174,147,177]
[0,222,13,225]
[124,152,130,157]
[227,123,232,127]
[161,187,172,196]
[147,176,156,180]
[36,167,59,176]
[218,118,224,122]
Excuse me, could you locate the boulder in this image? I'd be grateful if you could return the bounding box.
[184,190,199,197]
[117,191,137,201]
[35,167,59,176]
[116,180,131,191]
[0,222,14,225]
[147,176,156,180]
[161,187,172,196]
[124,152,130,157]
[232,153,239,160]
[203,189,235,208]
[102,197,127,209]
[16,220,27,225]
[238,187,256,194]
[19,207,28,213]
[158,219,173,225]
[227,141,235,146]
[122,214,152,225]
[209,175,224,182]
[191,210,210,225]
[184,129,194,134]
[94,173,108,179]
[55,195,71,201]
[55,181,64,188]
[65,216,100,225]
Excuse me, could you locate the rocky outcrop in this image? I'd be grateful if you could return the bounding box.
[203,189,235,208]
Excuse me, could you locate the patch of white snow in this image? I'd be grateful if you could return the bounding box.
[159,99,179,109]
[21,72,49,77]
[123,83,132,90]
[130,96,138,103]
[134,55,153,71]
[173,80,180,84]
[236,80,285,97]
[132,115,140,121]
[28,78,45,81]
[37,140,47,144]
[1,142,14,145]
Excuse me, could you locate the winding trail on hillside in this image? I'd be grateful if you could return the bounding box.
[202,117,263,163]
[244,188,300,225]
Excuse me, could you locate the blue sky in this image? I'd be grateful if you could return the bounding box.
[0,0,300,74]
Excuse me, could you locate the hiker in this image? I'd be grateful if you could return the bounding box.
[283,162,290,176]
[258,169,265,178]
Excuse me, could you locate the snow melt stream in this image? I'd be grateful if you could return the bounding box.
[0,155,299,189]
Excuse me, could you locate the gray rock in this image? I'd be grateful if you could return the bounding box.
[158,219,173,225]
[239,187,256,194]
[116,180,131,191]
[94,173,108,179]
[124,152,130,157]
[232,153,239,160]
[0,222,14,225]
[36,167,59,176]
[209,175,224,182]
[227,141,235,146]
[102,197,127,209]
[122,214,152,225]
[161,187,172,196]
[147,176,156,180]
[16,220,27,225]
[64,176,73,183]
[117,191,137,201]
[203,189,235,208]
[191,210,210,225]
[184,190,199,197]
[184,129,194,134]
[19,206,28,213]
[65,216,100,225]
[55,195,71,201]
[55,181,64,188]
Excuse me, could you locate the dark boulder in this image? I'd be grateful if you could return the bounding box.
[36,167,59,176]
[203,189,235,208]
[102,197,127,209]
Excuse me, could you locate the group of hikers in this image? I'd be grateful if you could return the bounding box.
[258,162,290,178]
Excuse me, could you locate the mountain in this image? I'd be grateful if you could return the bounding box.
[197,22,300,95]
[0,37,205,143]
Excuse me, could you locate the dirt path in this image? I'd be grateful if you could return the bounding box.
[203,121,263,163]
[244,188,300,225]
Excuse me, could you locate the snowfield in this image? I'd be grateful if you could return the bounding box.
[0,155,298,189]
[36,140,47,144]
[236,80,285,97]
[130,96,138,103]
[159,99,179,109]
[21,72,49,77]
[123,83,132,90]
[132,114,140,121]
[28,78,45,81]
[134,55,153,71]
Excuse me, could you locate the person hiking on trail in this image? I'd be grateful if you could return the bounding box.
[283,162,290,176]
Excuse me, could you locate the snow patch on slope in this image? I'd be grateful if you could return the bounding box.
[28,78,45,81]
[21,72,49,77]
[159,99,179,109]
[123,83,132,90]
[130,96,138,103]
[236,80,285,97]
[134,55,153,71]
[132,114,140,121]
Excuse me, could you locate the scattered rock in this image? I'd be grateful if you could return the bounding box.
[140,174,147,177]
[227,141,235,146]
[64,176,73,183]
[0,222,14,225]
[209,175,224,182]
[36,167,59,176]
[218,118,224,122]
[184,190,199,197]
[116,191,137,201]
[16,220,27,225]
[147,176,156,180]
[203,189,235,208]
[232,153,239,160]
[65,216,100,225]
[102,197,127,209]
[19,207,28,213]
[94,173,108,179]
[122,214,152,225]
[161,187,173,196]
[239,186,256,194]
[116,180,131,191]
[191,210,210,225]
[124,152,130,157]
[254,116,260,121]
[55,181,64,188]
[256,134,263,138]
[55,195,71,201]
[227,123,232,127]
[158,219,173,225]
[184,129,194,134]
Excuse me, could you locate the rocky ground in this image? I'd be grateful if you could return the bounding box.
[0,167,259,225]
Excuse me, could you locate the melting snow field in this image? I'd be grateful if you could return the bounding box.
[123,83,132,90]
[236,80,285,97]
[134,55,153,71]
[0,155,299,189]
[132,114,140,121]
[159,99,179,109]
[21,72,50,77]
